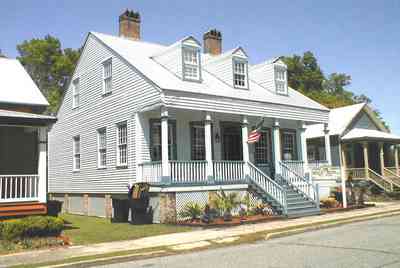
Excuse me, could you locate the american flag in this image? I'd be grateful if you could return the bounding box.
[247,118,264,144]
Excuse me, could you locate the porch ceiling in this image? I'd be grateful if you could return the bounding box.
[0,109,57,126]
[342,128,400,144]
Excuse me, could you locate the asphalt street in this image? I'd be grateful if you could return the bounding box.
[97,215,400,268]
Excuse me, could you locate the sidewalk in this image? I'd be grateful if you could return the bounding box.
[3,202,400,267]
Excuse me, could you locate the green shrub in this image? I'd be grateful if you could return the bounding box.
[0,216,64,241]
[179,202,202,221]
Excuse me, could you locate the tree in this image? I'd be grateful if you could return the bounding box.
[17,35,80,114]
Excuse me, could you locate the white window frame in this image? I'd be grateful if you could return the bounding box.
[182,46,201,81]
[97,128,107,168]
[73,135,80,171]
[72,78,80,109]
[116,122,128,167]
[102,58,113,95]
[274,65,288,95]
[233,58,248,89]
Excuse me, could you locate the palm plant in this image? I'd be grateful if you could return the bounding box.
[210,190,241,221]
[179,202,202,222]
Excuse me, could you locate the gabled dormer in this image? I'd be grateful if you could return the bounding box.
[152,36,202,82]
[203,46,249,89]
[250,57,288,95]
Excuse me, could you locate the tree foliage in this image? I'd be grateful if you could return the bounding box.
[282,52,388,129]
[17,35,80,114]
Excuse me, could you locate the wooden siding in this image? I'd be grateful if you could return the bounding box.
[48,34,161,194]
[163,90,329,124]
[353,112,379,131]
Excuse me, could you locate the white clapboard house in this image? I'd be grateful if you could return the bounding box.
[48,10,331,221]
[0,56,56,216]
[306,103,400,205]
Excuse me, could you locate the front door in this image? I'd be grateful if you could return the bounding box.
[254,129,273,176]
[221,123,242,160]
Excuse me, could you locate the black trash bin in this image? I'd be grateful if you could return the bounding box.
[112,199,129,222]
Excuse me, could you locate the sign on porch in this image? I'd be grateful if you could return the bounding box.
[248,118,264,144]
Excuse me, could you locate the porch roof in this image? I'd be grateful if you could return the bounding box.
[0,109,57,126]
[341,128,400,143]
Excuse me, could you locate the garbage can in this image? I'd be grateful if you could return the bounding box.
[112,199,129,222]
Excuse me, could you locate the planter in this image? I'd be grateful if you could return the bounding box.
[178,214,282,228]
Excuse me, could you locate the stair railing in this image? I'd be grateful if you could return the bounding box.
[368,168,393,192]
[278,161,319,206]
[248,162,287,215]
[383,167,400,188]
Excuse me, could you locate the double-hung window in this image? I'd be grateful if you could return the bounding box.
[117,122,127,166]
[97,128,107,168]
[72,78,80,109]
[149,120,177,161]
[281,130,298,161]
[255,130,271,164]
[182,47,200,81]
[275,66,287,94]
[73,135,80,171]
[190,123,205,160]
[103,58,112,95]
[233,59,248,89]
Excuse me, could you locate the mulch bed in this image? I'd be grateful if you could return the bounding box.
[321,203,375,214]
[178,214,283,228]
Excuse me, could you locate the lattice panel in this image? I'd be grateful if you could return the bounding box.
[176,191,209,221]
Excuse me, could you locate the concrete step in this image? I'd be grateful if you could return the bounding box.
[287,208,321,218]
[287,200,316,209]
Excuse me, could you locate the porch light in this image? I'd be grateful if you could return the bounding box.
[215,132,220,143]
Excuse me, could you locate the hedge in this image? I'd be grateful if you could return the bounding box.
[0,216,64,241]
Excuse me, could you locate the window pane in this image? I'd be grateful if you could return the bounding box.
[98,129,107,167]
[117,123,127,165]
[103,60,112,94]
[233,60,247,88]
[255,131,269,164]
[191,124,205,160]
[150,120,177,161]
[282,131,297,160]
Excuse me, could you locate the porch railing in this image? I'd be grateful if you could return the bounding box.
[309,160,329,170]
[248,162,287,214]
[345,168,366,179]
[278,162,318,204]
[170,161,207,184]
[213,161,246,183]
[282,160,305,177]
[0,175,39,202]
[139,161,162,184]
[383,167,400,188]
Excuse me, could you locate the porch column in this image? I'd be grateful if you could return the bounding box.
[204,112,213,181]
[340,143,348,208]
[395,145,399,176]
[37,127,47,203]
[272,119,281,175]
[242,116,250,176]
[298,121,309,174]
[134,112,143,183]
[324,124,332,166]
[379,142,385,176]
[161,107,170,183]
[362,142,369,179]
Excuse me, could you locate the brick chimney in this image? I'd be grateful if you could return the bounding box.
[119,9,141,40]
[203,29,222,55]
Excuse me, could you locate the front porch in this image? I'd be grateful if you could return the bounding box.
[134,107,321,217]
[341,130,400,192]
[0,111,54,216]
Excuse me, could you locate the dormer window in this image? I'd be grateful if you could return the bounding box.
[233,59,248,89]
[182,47,201,81]
[275,66,287,95]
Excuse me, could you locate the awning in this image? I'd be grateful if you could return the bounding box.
[342,128,400,143]
[0,109,57,126]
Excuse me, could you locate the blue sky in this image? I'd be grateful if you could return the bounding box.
[1,1,399,133]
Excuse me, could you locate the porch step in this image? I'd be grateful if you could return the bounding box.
[0,202,47,217]
[287,208,321,219]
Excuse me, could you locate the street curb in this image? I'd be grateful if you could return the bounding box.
[265,210,400,240]
[12,208,400,268]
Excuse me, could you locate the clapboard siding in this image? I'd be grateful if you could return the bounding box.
[164,90,329,124]
[353,112,379,130]
[48,34,161,194]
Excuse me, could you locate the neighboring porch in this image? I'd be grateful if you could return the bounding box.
[0,110,55,216]
[134,107,321,217]
[341,129,400,193]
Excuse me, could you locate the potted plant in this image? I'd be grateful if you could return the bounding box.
[179,202,202,222]
[210,190,240,222]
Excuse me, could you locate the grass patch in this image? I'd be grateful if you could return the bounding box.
[62,214,194,245]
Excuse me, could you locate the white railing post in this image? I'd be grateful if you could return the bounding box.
[273,119,281,176]
[242,116,250,179]
[37,127,47,203]
[161,107,170,184]
[324,123,332,166]
[395,145,400,176]
[204,112,214,182]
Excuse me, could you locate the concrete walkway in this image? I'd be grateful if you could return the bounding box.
[2,202,400,267]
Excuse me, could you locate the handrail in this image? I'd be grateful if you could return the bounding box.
[0,175,40,202]
[345,168,366,179]
[368,168,393,192]
[282,160,305,177]
[278,161,318,205]
[248,162,287,214]
[383,167,400,188]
